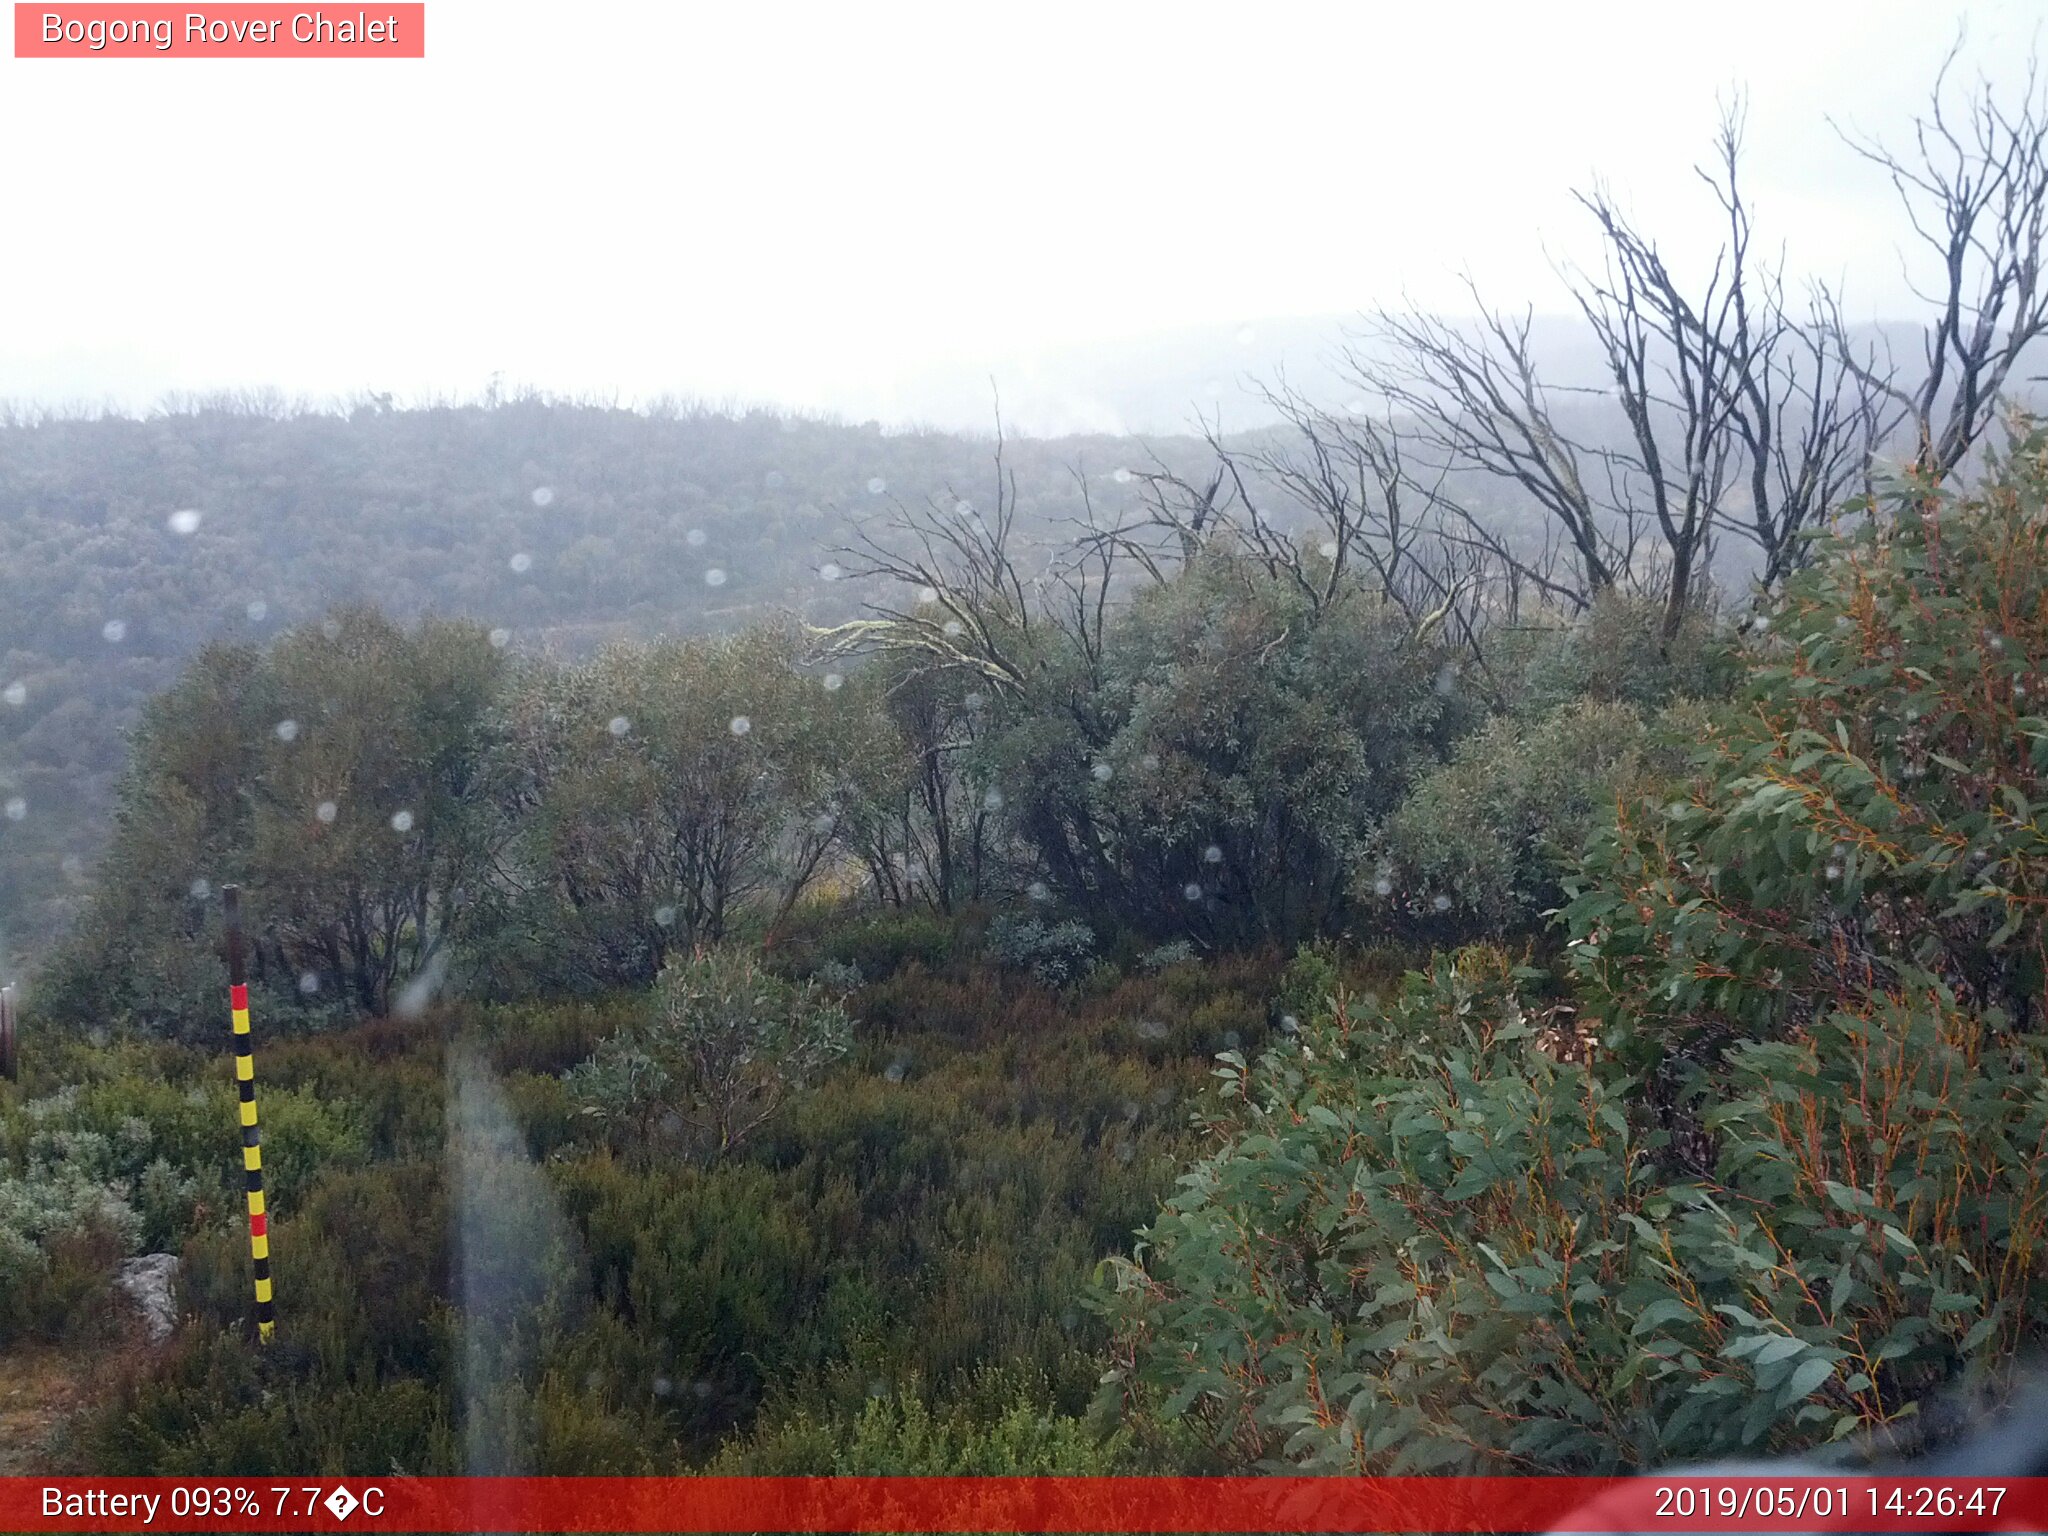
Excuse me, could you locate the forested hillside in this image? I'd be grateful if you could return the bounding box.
[0,398,1204,961]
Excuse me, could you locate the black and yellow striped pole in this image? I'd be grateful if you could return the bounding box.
[222,886,274,1344]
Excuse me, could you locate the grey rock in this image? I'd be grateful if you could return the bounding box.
[114,1252,179,1343]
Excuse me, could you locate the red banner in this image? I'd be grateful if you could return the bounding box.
[4,1476,2046,1532]
[13,4,424,57]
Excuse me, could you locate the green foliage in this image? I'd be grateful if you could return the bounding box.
[568,947,852,1159]
[1106,453,2048,1473]
[1566,435,2048,1060]
[972,547,1474,947]
[1100,955,2048,1472]
[1380,697,1703,936]
[715,1372,1131,1474]
[986,913,1097,988]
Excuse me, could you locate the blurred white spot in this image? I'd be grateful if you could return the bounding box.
[942,619,964,637]
[298,971,321,995]
[531,486,555,507]
[61,854,83,878]
[653,905,676,927]
[321,619,342,640]
[1279,1014,1300,1034]
[882,1058,907,1084]
[1434,662,1460,696]
[189,878,211,899]
[3,797,25,822]
[1432,893,1452,912]
[316,800,338,824]
[167,509,202,535]
[812,812,836,834]
[1027,880,1050,902]
[867,477,887,495]
[489,628,510,649]
[729,715,751,736]
[653,1376,674,1398]
[394,950,449,1019]
[1825,863,1843,881]
[917,586,939,605]
[608,715,631,737]
[954,499,975,516]
[705,568,728,587]
[391,809,414,833]
[686,528,707,547]
[822,672,844,692]
[1091,762,1113,782]
[1183,883,1204,901]
[964,691,985,711]
[1135,1018,1167,1040]
[820,562,843,581]
[1111,468,1133,485]
[1140,753,1160,771]
[983,788,1004,811]
[2,681,23,707]
[764,470,786,490]
[1318,539,1339,559]
[1203,844,1223,864]
[275,719,299,742]
[508,552,532,574]
[246,600,268,623]
[101,620,126,643]
[1373,877,1394,898]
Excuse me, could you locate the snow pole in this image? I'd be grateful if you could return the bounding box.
[222,886,274,1343]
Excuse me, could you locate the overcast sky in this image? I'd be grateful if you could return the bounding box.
[1,0,2040,429]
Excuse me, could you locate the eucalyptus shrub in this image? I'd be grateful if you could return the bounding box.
[568,947,851,1159]
[1566,433,2048,1061]
[1099,954,2048,1471]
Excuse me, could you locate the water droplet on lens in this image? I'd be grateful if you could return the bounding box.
[390,809,414,832]
[729,715,751,736]
[489,628,510,648]
[102,620,126,643]
[509,551,532,573]
[531,486,554,507]
[316,800,338,823]
[705,568,728,587]
[298,971,321,995]
[1183,883,1204,901]
[866,477,887,495]
[167,509,202,535]
[275,719,299,742]
[686,528,707,547]
[608,715,631,737]
[3,797,26,821]
[822,672,844,692]
[246,600,268,622]
[2,681,24,707]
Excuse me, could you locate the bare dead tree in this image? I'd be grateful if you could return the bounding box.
[1831,48,2048,483]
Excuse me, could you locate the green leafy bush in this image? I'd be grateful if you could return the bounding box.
[1380,697,1700,935]
[1100,955,2048,1471]
[1566,434,2048,1061]
[567,947,852,1159]
[986,913,1097,988]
